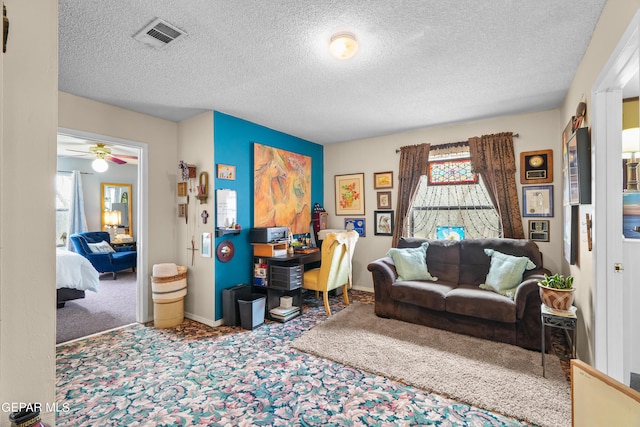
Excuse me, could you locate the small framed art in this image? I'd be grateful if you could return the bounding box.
[520,149,553,184]
[335,173,365,215]
[178,203,188,217]
[377,191,392,209]
[177,182,187,197]
[374,210,394,236]
[528,220,550,242]
[201,232,212,258]
[345,218,366,237]
[374,171,393,189]
[523,185,553,217]
[217,164,236,180]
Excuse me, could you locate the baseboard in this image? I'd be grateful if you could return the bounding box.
[184,311,219,327]
[352,285,373,293]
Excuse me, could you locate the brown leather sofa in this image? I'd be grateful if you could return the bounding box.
[367,237,552,351]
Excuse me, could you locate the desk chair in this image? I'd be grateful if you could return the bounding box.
[303,230,358,316]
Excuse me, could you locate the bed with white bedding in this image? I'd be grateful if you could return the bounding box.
[56,248,99,308]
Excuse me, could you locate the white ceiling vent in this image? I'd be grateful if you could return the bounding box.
[133,18,186,50]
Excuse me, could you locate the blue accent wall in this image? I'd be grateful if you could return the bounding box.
[213,111,324,320]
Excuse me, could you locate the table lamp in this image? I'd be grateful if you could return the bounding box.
[104,210,122,241]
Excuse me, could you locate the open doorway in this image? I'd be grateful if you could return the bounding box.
[592,10,640,385]
[55,129,148,344]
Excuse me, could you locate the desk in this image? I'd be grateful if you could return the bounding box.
[253,249,321,322]
[541,304,577,377]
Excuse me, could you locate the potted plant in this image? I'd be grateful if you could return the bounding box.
[538,273,575,312]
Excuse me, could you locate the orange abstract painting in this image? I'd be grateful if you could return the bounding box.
[254,143,311,234]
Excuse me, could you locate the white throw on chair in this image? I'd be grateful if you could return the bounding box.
[302,230,359,316]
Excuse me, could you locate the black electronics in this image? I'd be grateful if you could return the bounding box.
[249,227,289,243]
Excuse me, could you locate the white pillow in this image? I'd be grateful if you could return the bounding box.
[88,240,115,253]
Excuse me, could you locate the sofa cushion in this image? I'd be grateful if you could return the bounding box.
[446,284,516,323]
[387,242,438,281]
[479,249,536,298]
[391,280,456,311]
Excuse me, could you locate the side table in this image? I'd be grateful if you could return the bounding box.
[541,304,577,377]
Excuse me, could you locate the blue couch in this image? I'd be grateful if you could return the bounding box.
[70,231,137,279]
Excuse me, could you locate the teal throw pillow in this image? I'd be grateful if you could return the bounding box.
[480,249,536,299]
[387,242,438,282]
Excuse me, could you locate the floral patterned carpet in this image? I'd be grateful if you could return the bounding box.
[56,291,566,426]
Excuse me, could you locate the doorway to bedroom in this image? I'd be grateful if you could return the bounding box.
[55,130,147,344]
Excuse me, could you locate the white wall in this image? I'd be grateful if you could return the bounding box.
[325,109,562,291]
[0,0,58,424]
[57,157,138,237]
[177,112,216,325]
[560,0,640,367]
[59,92,179,321]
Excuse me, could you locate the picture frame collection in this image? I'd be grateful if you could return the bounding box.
[333,171,396,237]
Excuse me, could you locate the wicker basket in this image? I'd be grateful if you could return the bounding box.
[152,265,187,328]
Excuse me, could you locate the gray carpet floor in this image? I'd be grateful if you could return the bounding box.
[56,271,137,344]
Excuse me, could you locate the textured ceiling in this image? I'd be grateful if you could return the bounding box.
[58,0,607,145]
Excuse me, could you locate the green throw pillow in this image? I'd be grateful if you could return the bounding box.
[387,242,438,282]
[480,249,536,299]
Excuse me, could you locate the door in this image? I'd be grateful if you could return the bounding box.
[593,11,640,385]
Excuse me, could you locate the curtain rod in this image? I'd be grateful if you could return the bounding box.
[395,133,519,153]
[57,170,93,174]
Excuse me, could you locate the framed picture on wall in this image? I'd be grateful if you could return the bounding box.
[374,171,393,189]
[528,220,550,242]
[374,210,394,236]
[377,191,392,209]
[344,218,366,237]
[217,164,236,180]
[522,185,553,217]
[335,173,365,215]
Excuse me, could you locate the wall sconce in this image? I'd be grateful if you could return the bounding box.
[104,210,122,240]
[623,127,640,191]
[196,171,209,204]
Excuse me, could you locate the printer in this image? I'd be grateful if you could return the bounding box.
[249,227,290,243]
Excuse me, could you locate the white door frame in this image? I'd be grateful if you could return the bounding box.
[58,127,150,323]
[592,10,640,382]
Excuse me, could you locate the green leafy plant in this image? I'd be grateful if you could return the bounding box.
[538,273,574,290]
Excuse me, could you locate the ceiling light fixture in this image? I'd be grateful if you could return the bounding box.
[92,157,109,173]
[329,32,358,60]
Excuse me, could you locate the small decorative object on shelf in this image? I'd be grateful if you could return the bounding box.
[538,273,574,312]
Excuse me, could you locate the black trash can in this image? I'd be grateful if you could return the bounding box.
[238,294,266,330]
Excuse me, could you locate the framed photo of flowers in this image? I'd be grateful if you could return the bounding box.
[335,173,365,215]
[374,171,393,189]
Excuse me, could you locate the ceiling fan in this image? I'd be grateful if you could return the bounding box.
[66,143,138,165]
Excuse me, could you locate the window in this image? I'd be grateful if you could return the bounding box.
[408,148,502,239]
[56,173,73,246]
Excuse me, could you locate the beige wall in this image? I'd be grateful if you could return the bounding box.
[177,112,216,325]
[560,0,640,365]
[59,91,180,321]
[325,109,562,291]
[0,0,58,424]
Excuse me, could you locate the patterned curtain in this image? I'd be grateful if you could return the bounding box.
[392,143,430,247]
[468,132,524,239]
